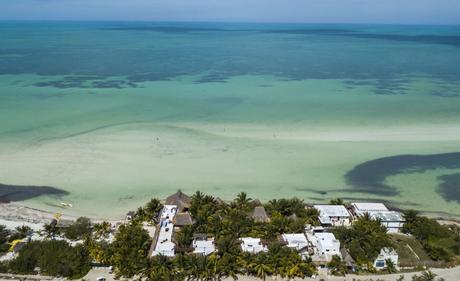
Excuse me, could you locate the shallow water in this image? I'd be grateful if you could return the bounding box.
[0,22,459,218]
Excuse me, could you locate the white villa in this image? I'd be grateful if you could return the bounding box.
[193,238,216,256]
[352,202,388,216]
[240,237,268,254]
[281,233,310,258]
[152,205,177,257]
[305,227,341,263]
[314,205,351,227]
[352,203,405,233]
[373,248,399,270]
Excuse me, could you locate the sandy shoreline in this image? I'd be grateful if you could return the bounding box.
[1,201,459,229]
[0,202,123,230]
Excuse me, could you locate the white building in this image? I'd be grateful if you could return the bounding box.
[240,237,267,254]
[282,233,309,250]
[305,228,341,263]
[152,205,178,257]
[193,238,215,256]
[352,203,404,233]
[314,205,351,227]
[373,248,398,270]
[281,233,309,258]
[351,202,387,215]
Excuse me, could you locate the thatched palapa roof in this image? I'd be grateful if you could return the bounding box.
[165,190,191,212]
[174,212,194,226]
[252,206,270,223]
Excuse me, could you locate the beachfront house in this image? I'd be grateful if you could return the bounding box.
[314,205,351,227]
[373,248,399,270]
[240,237,268,254]
[351,203,405,233]
[192,235,216,256]
[305,227,341,263]
[352,202,388,216]
[152,205,178,257]
[251,206,270,223]
[281,233,310,259]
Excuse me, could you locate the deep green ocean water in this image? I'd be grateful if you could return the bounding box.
[1,22,460,218]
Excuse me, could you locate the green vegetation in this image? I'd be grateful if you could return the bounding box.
[411,270,446,281]
[108,222,151,277]
[107,191,318,280]
[144,243,315,281]
[390,234,432,267]
[402,210,460,262]
[8,240,91,279]
[327,254,347,276]
[0,225,33,253]
[134,198,163,223]
[64,217,92,240]
[0,225,11,253]
[0,193,459,280]
[333,214,391,264]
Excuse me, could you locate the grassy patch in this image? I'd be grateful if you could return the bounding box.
[390,234,432,266]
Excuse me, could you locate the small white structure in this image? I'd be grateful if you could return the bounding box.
[373,248,398,270]
[160,205,178,220]
[193,238,215,256]
[281,233,309,258]
[240,237,267,254]
[314,205,351,227]
[352,203,404,233]
[152,205,178,257]
[351,202,388,215]
[282,233,309,250]
[305,229,341,263]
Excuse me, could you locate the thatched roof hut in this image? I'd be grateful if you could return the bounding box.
[340,248,356,270]
[165,190,191,212]
[174,212,194,226]
[252,206,270,223]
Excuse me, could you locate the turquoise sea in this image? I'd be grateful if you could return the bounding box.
[0,22,460,218]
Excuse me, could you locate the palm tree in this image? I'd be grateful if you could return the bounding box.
[327,254,346,276]
[43,222,58,239]
[420,270,437,281]
[175,225,193,249]
[150,255,175,280]
[254,263,272,280]
[217,253,240,280]
[385,258,396,273]
[235,192,252,209]
[192,191,205,204]
[330,198,344,205]
[144,198,163,221]
[93,221,111,239]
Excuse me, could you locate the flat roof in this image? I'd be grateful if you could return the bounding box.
[282,233,308,244]
[240,237,266,252]
[240,237,262,244]
[370,211,404,222]
[153,205,178,256]
[314,232,339,248]
[352,202,388,212]
[314,205,350,217]
[194,240,214,249]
